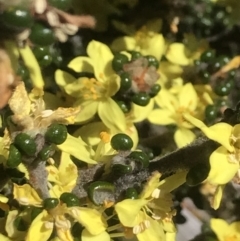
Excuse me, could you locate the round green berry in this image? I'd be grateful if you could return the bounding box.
[112,164,132,175]
[60,192,80,207]
[32,46,50,59]
[131,92,151,106]
[17,65,30,80]
[145,55,159,69]
[48,0,72,11]
[29,22,55,46]
[31,207,43,221]
[149,84,161,97]
[130,51,142,61]
[39,55,52,67]
[205,105,217,122]
[45,124,68,145]
[115,100,131,113]
[112,53,129,72]
[14,133,37,156]
[111,133,133,151]
[2,6,34,29]
[200,50,215,63]
[214,83,231,96]
[38,145,55,161]
[6,144,22,168]
[200,71,210,84]
[43,198,59,210]
[119,72,132,91]
[125,188,138,199]
[128,151,149,168]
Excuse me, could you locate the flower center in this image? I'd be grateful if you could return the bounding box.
[175,106,194,127]
[134,26,152,49]
[82,78,106,100]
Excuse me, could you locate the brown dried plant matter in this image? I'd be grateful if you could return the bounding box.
[0,49,19,109]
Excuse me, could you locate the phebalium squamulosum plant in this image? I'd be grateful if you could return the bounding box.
[1,0,240,241]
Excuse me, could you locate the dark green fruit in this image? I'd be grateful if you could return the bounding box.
[29,22,55,46]
[112,53,129,72]
[200,71,210,84]
[125,188,138,199]
[48,0,72,11]
[14,216,28,231]
[60,192,80,207]
[186,163,210,186]
[200,50,215,63]
[115,100,131,113]
[14,133,37,156]
[132,92,151,106]
[38,145,55,160]
[119,72,132,91]
[71,222,83,237]
[39,55,52,67]
[87,181,115,206]
[32,46,50,59]
[214,83,231,96]
[111,133,133,151]
[43,198,59,210]
[112,164,132,175]
[130,51,142,61]
[149,84,161,97]
[31,207,43,221]
[205,105,217,122]
[17,65,30,80]
[6,144,22,168]
[145,55,159,69]
[45,124,68,145]
[128,151,149,168]
[2,6,34,29]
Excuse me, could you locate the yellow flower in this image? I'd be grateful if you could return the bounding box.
[111,19,165,60]
[210,219,240,241]
[55,40,127,132]
[183,113,240,209]
[148,82,200,147]
[115,171,187,241]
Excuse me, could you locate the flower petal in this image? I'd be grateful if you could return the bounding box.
[165,43,191,66]
[26,210,53,241]
[208,146,238,185]
[174,128,196,148]
[111,36,136,52]
[68,56,94,73]
[148,109,176,125]
[82,230,110,241]
[68,207,107,235]
[115,199,149,227]
[98,98,127,132]
[0,234,12,241]
[211,185,225,210]
[87,41,114,79]
[178,83,198,112]
[210,218,229,241]
[183,114,234,152]
[13,183,42,206]
[58,134,97,164]
[105,75,120,97]
[131,99,154,123]
[227,221,240,237]
[55,70,77,88]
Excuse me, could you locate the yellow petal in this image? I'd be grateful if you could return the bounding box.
[0,194,8,203]
[82,230,110,241]
[13,183,42,206]
[74,100,98,123]
[68,56,94,73]
[137,215,165,241]
[154,88,178,113]
[162,220,176,233]
[5,210,26,239]
[26,210,53,241]
[64,77,87,98]
[74,122,108,146]
[106,75,120,97]
[111,36,136,53]
[56,226,74,241]
[87,41,114,79]
[183,114,234,152]
[174,128,196,148]
[227,221,240,237]
[98,98,127,132]
[18,45,44,88]
[166,232,177,241]
[131,99,154,123]
[210,218,229,241]
[58,134,97,164]
[68,207,107,235]
[115,199,149,227]
[178,83,198,111]
[211,185,225,210]
[208,146,238,185]
[141,34,165,60]
[165,43,191,66]
[0,233,12,241]
[55,70,76,88]
[148,109,176,125]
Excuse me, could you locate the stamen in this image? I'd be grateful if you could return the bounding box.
[41,109,54,118]
[100,132,111,143]
[109,233,125,238]
[107,223,123,232]
[44,221,54,229]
